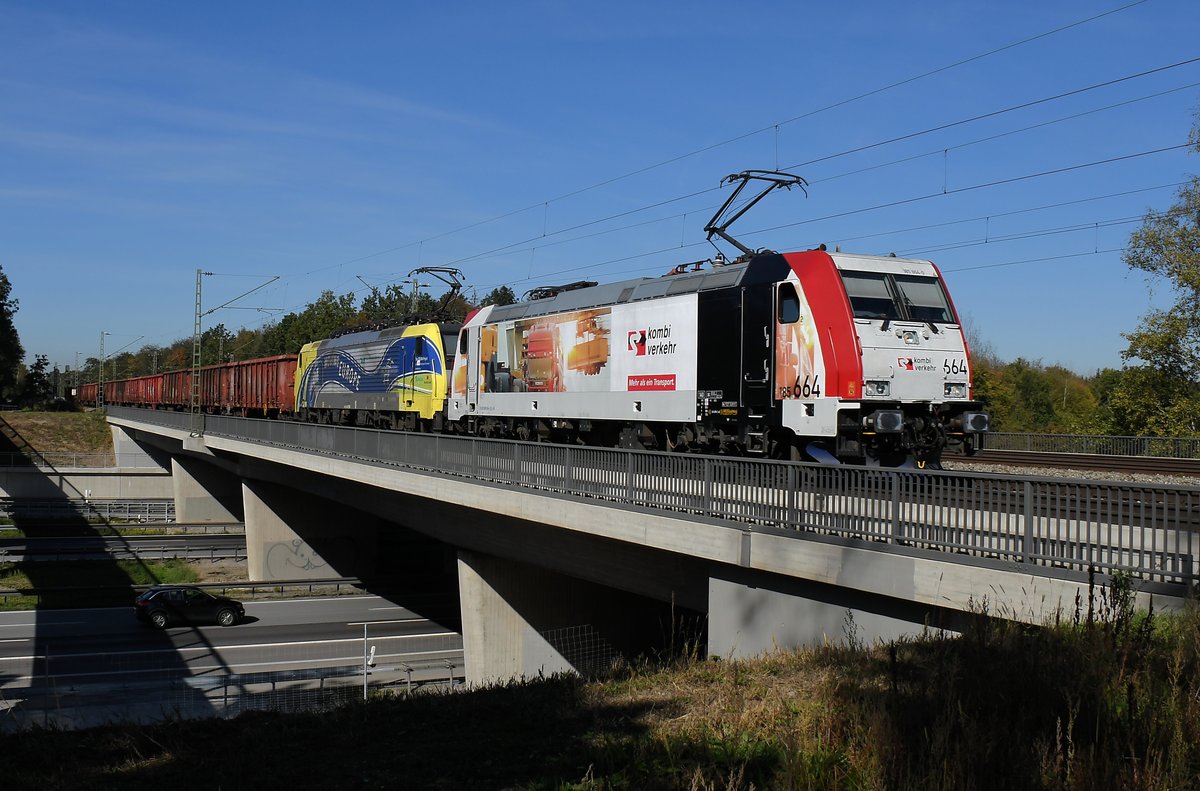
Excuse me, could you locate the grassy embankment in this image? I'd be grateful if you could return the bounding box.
[1,409,113,460]
[3,584,1200,790]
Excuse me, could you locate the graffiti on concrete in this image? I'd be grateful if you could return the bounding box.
[266,539,329,578]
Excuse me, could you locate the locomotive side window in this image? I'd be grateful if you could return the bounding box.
[841,272,901,320]
[894,275,953,323]
[778,283,801,324]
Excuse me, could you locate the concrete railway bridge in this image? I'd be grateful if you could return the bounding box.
[8,405,1195,685]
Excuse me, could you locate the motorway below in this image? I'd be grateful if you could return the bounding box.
[0,593,463,729]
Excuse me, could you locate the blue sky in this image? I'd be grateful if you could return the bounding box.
[3,0,1198,375]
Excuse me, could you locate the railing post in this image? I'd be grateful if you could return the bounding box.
[513,442,523,486]
[627,452,636,504]
[1022,481,1035,565]
[891,471,902,543]
[704,458,713,518]
[565,446,573,492]
[786,464,797,528]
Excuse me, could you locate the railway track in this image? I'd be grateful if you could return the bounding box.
[958,449,1200,478]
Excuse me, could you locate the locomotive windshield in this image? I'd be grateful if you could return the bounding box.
[893,275,953,323]
[840,271,954,323]
[841,272,902,320]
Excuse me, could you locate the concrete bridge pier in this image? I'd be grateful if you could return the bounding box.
[109,424,169,469]
[707,565,961,659]
[458,550,684,686]
[242,479,378,581]
[171,457,242,523]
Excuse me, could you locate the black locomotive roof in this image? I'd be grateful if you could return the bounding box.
[486,254,790,322]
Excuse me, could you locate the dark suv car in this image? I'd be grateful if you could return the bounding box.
[135,586,245,629]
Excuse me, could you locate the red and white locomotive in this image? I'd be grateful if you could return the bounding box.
[448,246,987,466]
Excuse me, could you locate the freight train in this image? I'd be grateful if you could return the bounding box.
[79,247,989,467]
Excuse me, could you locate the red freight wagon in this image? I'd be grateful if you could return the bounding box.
[161,369,192,409]
[77,382,97,404]
[199,361,236,412]
[232,355,297,417]
[111,373,163,406]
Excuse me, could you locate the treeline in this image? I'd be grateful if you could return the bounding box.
[66,284,518,385]
[970,350,1189,435]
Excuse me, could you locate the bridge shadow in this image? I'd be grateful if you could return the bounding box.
[0,415,234,729]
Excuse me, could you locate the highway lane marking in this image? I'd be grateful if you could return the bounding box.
[0,621,84,628]
[0,638,30,643]
[248,595,385,605]
[346,618,428,625]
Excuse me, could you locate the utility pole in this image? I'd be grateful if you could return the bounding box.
[98,331,110,408]
[189,269,277,436]
[191,269,211,436]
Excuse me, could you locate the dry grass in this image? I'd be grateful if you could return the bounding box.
[1,410,112,455]
[4,593,1200,790]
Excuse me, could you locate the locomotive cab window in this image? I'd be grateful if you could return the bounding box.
[777,283,801,324]
[894,275,953,323]
[840,272,902,320]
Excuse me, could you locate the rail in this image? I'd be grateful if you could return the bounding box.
[110,407,1200,590]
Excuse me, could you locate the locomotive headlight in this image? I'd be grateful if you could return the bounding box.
[903,331,919,345]
[863,380,891,397]
[944,382,967,399]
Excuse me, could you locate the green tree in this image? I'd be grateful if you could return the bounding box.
[479,286,517,307]
[200,323,235,366]
[359,285,413,325]
[1117,109,1200,435]
[0,264,24,400]
[19,354,53,406]
[261,291,359,354]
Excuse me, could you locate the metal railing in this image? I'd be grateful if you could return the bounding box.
[0,576,367,605]
[0,451,164,468]
[110,407,1200,589]
[985,432,1200,459]
[0,498,175,522]
[3,657,464,731]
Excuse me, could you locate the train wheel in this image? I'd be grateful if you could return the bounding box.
[767,430,801,461]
